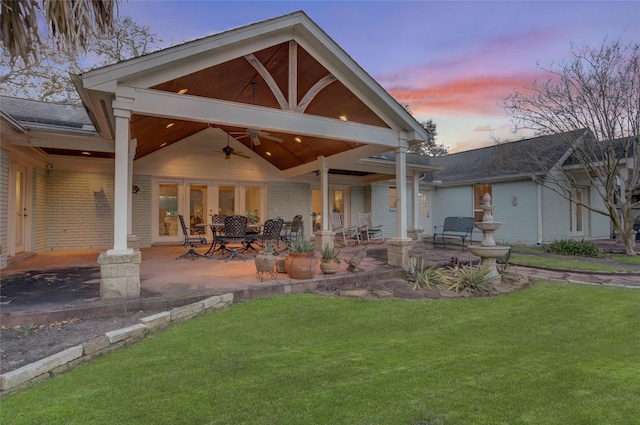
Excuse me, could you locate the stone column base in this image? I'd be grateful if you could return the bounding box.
[386,238,413,270]
[408,228,424,241]
[315,230,336,250]
[98,251,142,299]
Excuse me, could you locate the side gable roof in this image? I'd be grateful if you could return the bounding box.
[1,96,93,130]
[422,129,588,185]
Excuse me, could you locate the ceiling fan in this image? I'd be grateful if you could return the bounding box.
[230,128,283,146]
[214,135,250,160]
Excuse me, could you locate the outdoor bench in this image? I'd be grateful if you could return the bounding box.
[433,217,475,251]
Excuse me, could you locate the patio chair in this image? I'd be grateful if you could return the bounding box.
[358,212,384,243]
[178,214,207,247]
[280,214,303,248]
[330,211,360,246]
[218,215,249,261]
[258,218,284,252]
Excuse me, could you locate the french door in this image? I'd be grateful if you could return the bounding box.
[9,162,30,255]
[153,179,264,243]
[418,190,432,233]
[570,187,588,237]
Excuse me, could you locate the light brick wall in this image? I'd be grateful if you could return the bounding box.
[0,148,8,268]
[46,171,114,250]
[267,182,312,238]
[132,175,152,247]
[32,167,47,252]
[370,184,395,239]
[432,185,473,226]
[541,179,570,244]
[350,185,365,225]
[492,181,539,245]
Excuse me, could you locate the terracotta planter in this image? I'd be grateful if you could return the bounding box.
[284,252,318,279]
[320,259,340,274]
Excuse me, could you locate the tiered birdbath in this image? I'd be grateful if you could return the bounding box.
[467,193,511,283]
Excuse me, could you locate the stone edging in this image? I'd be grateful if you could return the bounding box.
[0,293,234,397]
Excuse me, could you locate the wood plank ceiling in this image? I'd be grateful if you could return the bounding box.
[44,42,391,171]
[132,42,390,170]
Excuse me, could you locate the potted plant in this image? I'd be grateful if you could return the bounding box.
[284,238,318,279]
[255,243,277,275]
[320,243,341,274]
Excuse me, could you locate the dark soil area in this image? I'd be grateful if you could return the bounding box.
[1,311,149,374]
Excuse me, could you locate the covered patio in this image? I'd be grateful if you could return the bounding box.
[1,11,439,301]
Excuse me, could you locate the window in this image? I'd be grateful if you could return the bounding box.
[473,185,492,222]
[389,187,397,210]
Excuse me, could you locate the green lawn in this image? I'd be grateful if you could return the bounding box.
[2,283,639,425]
[509,246,640,272]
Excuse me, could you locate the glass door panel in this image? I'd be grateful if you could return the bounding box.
[159,183,179,237]
[14,167,26,252]
[219,185,235,216]
[245,186,261,224]
[189,184,207,228]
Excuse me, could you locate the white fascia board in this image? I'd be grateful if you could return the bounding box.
[81,15,305,91]
[1,111,28,132]
[121,32,292,89]
[12,136,114,153]
[133,88,401,146]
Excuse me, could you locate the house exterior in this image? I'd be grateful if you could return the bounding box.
[1,11,437,293]
[420,130,612,246]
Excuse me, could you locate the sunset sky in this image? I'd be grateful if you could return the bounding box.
[121,1,640,153]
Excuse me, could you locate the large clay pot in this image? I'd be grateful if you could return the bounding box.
[284,253,318,279]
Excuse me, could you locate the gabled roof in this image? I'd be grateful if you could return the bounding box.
[0,96,93,130]
[76,11,429,174]
[422,129,588,185]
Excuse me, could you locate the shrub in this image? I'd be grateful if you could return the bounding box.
[412,264,454,290]
[448,264,493,295]
[545,239,601,257]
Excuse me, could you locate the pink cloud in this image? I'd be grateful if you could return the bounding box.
[388,70,547,118]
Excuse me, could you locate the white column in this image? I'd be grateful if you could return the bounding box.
[319,156,329,231]
[395,145,409,240]
[412,173,420,230]
[127,138,137,235]
[108,105,134,255]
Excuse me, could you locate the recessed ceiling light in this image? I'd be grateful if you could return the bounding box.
[160,142,167,147]
[294,137,302,143]
[166,123,175,128]
[81,151,91,155]
[265,151,272,156]
[178,88,188,94]
[339,115,348,122]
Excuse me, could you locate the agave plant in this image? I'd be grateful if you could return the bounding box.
[447,264,493,294]
[289,238,316,254]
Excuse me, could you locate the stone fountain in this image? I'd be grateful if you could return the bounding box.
[467,193,511,283]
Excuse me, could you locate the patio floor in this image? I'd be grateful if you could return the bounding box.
[1,238,637,327]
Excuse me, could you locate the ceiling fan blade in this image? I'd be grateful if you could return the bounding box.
[234,151,251,159]
[261,134,283,143]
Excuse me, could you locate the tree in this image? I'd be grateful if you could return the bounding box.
[503,39,640,255]
[89,16,162,67]
[0,0,118,66]
[1,15,162,102]
[401,104,449,156]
